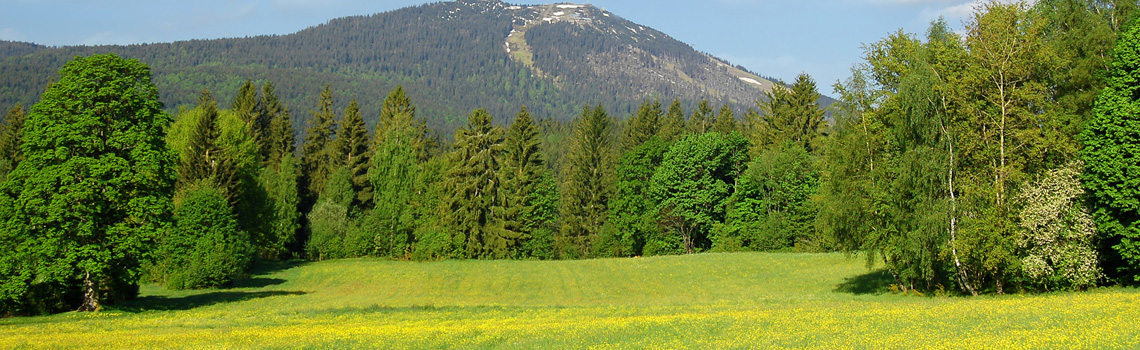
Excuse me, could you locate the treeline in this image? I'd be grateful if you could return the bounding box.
[4,0,1140,317]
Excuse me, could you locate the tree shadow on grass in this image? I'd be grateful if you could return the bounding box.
[834,269,895,295]
[113,290,308,313]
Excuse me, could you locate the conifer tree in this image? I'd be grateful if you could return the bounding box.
[559,104,615,258]
[0,105,26,181]
[688,99,714,134]
[621,98,662,151]
[375,85,430,161]
[712,104,737,135]
[301,84,338,206]
[231,80,262,140]
[178,90,236,195]
[334,99,371,208]
[261,82,293,166]
[751,74,826,154]
[500,106,551,256]
[658,98,686,142]
[446,108,509,258]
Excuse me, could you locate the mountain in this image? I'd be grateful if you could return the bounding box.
[0,0,808,133]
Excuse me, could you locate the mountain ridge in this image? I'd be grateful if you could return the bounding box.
[0,0,821,133]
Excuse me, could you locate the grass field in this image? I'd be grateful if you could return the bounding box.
[3,252,1138,349]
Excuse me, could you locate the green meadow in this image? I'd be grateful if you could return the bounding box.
[3,253,1138,349]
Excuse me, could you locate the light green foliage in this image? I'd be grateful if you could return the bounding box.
[230,80,265,149]
[366,124,420,258]
[306,199,353,261]
[559,105,615,258]
[606,137,670,257]
[650,132,749,254]
[258,154,301,259]
[0,54,176,312]
[160,182,252,290]
[0,104,25,182]
[411,156,454,261]
[750,74,826,154]
[1016,161,1100,290]
[376,85,430,162]
[1082,15,1140,282]
[721,142,819,252]
[446,109,509,258]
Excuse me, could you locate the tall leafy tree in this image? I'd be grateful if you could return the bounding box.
[157,181,251,290]
[0,54,175,312]
[607,137,670,256]
[301,84,338,207]
[366,122,420,258]
[559,104,615,258]
[259,153,301,259]
[651,132,749,254]
[0,104,26,181]
[1082,15,1140,282]
[446,109,509,258]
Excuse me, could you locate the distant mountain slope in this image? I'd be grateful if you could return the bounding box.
[0,0,818,133]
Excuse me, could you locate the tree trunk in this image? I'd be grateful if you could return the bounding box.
[78,271,100,312]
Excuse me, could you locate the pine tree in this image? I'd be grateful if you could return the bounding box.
[446,108,508,258]
[301,84,338,206]
[333,99,371,209]
[658,98,686,142]
[0,104,26,181]
[559,104,615,258]
[621,98,662,151]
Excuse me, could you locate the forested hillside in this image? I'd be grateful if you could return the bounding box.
[0,0,793,135]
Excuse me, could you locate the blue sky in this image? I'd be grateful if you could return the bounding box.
[0,0,983,93]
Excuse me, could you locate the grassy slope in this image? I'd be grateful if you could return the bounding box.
[3,253,1138,349]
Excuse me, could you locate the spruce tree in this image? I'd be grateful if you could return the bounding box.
[301,84,338,207]
[375,85,429,161]
[712,104,737,135]
[500,106,551,256]
[621,98,662,151]
[0,104,26,181]
[559,104,615,258]
[334,99,371,208]
[446,108,509,258]
[261,81,293,166]
[178,91,231,193]
[658,98,686,142]
[688,99,714,134]
[752,74,826,154]
[231,80,263,141]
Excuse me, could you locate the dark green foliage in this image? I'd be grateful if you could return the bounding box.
[658,99,686,142]
[0,54,175,312]
[446,108,510,259]
[160,182,252,290]
[262,82,295,167]
[501,106,556,258]
[751,74,826,154]
[559,105,615,258]
[720,142,819,252]
[301,84,338,207]
[177,91,226,191]
[687,99,714,134]
[712,104,737,135]
[1082,18,1140,282]
[605,137,670,257]
[0,104,25,182]
[621,98,662,151]
[231,80,266,149]
[650,132,749,254]
[334,99,371,209]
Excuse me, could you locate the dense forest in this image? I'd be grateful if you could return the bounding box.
[4,0,1140,316]
[0,0,792,138]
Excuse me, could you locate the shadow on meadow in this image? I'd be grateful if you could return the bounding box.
[113,290,308,312]
[834,269,894,295]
